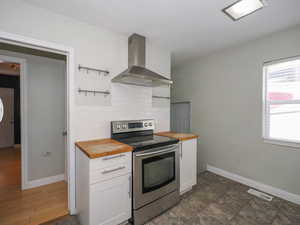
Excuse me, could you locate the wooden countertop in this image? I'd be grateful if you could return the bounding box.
[75,139,133,159]
[155,132,198,141]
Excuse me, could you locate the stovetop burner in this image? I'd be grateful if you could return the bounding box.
[111,119,179,151]
[115,134,178,151]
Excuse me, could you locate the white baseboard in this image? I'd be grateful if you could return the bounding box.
[206,165,300,205]
[24,174,65,189]
[180,186,193,195]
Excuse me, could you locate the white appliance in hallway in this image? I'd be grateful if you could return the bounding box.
[0,87,14,148]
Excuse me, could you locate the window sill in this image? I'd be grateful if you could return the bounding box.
[263,138,300,149]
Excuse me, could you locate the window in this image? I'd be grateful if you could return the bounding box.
[263,57,300,146]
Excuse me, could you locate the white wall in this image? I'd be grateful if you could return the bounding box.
[172,24,300,196]
[0,0,170,180]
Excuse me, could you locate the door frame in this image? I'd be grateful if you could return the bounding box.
[0,31,76,214]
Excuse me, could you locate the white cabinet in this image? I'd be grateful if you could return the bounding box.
[90,175,131,225]
[76,149,132,225]
[179,138,197,194]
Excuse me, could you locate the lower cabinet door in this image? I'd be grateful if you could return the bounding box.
[180,139,197,194]
[90,174,131,225]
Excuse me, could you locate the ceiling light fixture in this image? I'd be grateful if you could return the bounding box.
[10,63,20,70]
[223,0,267,21]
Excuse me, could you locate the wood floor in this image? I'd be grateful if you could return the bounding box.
[0,147,21,187]
[0,147,69,225]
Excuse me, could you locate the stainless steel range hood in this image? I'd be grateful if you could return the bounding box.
[112,34,173,87]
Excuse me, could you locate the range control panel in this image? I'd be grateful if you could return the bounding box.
[111,119,155,134]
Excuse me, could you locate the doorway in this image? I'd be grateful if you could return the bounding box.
[0,87,21,189]
[0,61,21,189]
[171,102,191,133]
[0,30,76,217]
[0,47,69,224]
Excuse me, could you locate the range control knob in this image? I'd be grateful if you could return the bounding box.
[144,123,148,127]
[116,124,121,129]
[122,124,127,129]
[149,122,152,126]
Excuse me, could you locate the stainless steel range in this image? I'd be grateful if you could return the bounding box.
[111,119,180,225]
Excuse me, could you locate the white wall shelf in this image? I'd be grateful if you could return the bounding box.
[152,95,170,100]
[78,64,109,76]
[78,88,110,97]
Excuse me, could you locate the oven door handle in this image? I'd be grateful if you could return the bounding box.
[135,147,177,157]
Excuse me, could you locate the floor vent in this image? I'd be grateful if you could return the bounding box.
[247,189,273,201]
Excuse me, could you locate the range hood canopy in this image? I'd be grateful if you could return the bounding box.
[112,34,173,87]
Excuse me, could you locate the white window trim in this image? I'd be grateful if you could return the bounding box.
[263,138,300,149]
[262,56,300,149]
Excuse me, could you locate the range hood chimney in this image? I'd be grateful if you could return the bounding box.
[111,34,173,87]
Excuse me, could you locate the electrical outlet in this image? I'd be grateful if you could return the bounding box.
[43,151,52,157]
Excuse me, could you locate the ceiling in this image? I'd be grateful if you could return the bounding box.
[24,0,300,67]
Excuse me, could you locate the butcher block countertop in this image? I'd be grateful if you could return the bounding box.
[155,132,198,141]
[75,139,133,159]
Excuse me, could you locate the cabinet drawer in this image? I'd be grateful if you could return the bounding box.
[90,159,131,184]
[90,152,131,172]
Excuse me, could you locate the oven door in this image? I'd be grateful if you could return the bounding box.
[133,144,179,209]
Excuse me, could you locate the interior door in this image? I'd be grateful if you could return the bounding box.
[171,102,191,133]
[0,88,14,148]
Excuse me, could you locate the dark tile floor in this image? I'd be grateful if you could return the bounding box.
[43,172,300,225]
[41,216,79,225]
